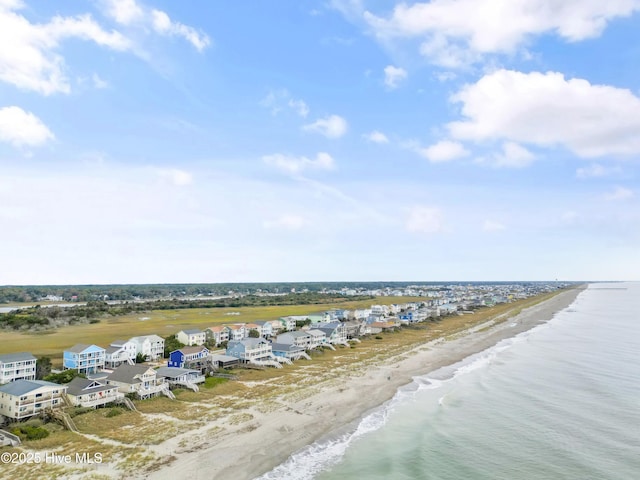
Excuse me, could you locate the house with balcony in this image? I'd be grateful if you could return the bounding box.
[307,329,328,349]
[226,324,247,341]
[254,321,274,338]
[128,335,165,361]
[205,326,230,346]
[271,343,311,361]
[167,346,210,371]
[155,367,205,391]
[226,338,273,363]
[315,322,349,346]
[104,340,137,369]
[105,364,169,400]
[65,377,124,408]
[0,380,67,421]
[278,316,299,331]
[63,344,106,375]
[176,329,206,346]
[245,323,265,338]
[276,331,314,350]
[0,352,37,384]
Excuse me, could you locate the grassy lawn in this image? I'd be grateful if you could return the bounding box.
[0,296,424,363]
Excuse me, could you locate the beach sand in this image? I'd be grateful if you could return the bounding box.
[144,287,584,480]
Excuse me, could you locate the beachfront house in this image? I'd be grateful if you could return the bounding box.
[276,331,313,350]
[343,320,366,338]
[271,343,311,361]
[105,364,169,399]
[226,338,273,363]
[205,326,230,346]
[315,322,349,346]
[208,354,240,370]
[155,367,205,391]
[0,352,37,384]
[128,335,165,361]
[104,340,137,369]
[167,346,210,372]
[63,344,106,375]
[176,329,207,346]
[307,329,328,349]
[65,377,124,408]
[0,380,67,421]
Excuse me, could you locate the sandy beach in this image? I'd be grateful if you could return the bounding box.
[143,287,584,480]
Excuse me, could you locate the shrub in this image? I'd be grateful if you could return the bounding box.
[375,335,383,340]
[11,425,50,441]
[106,407,124,418]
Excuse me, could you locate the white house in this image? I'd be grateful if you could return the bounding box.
[0,380,67,421]
[0,352,37,384]
[276,331,313,350]
[307,329,328,349]
[279,316,299,331]
[105,364,168,399]
[226,324,247,341]
[176,329,206,346]
[104,340,136,368]
[205,326,230,346]
[315,322,349,346]
[128,335,165,361]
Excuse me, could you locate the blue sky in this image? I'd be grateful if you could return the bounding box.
[1,0,639,284]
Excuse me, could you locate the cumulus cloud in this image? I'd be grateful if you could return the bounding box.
[101,0,210,51]
[604,186,634,201]
[263,152,335,175]
[384,65,407,88]
[363,130,389,144]
[303,115,348,139]
[0,2,131,94]
[263,214,308,230]
[155,168,193,186]
[364,0,640,67]
[419,140,469,163]
[406,206,447,234]
[447,69,640,158]
[0,106,54,147]
[92,73,109,89]
[260,89,309,117]
[491,142,535,168]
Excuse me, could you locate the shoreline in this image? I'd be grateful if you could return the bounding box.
[146,286,586,480]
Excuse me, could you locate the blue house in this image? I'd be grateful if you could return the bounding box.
[167,346,209,371]
[63,344,106,375]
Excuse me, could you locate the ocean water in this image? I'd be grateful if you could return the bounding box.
[257,283,640,480]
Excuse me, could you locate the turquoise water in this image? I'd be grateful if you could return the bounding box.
[258,283,640,480]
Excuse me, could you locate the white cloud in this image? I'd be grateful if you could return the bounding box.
[447,69,640,158]
[482,220,506,232]
[101,0,143,25]
[419,140,469,163]
[92,73,109,89]
[364,0,640,67]
[491,142,535,168]
[263,214,308,230]
[155,168,193,186]
[604,186,634,201]
[384,65,407,89]
[263,152,335,175]
[363,130,389,144]
[260,89,309,117]
[0,106,54,147]
[0,2,131,94]
[303,115,348,139]
[100,0,210,51]
[150,9,210,52]
[576,163,621,179]
[406,206,447,234]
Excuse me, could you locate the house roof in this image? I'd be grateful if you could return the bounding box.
[280,331,311,338]
[0,379,64,396]
[231,338,267,348]
[66,377,114,396]
[129,335,163,343]
[65,343,92,353]
[0,352,36,363]
[307,329,326,338]
[174,346,208,355]
[106,364,154,384]
[207,326,226,332]
[155,367,200,378]
[104,346,122,354]
[209,354,239,363]
[180,329,203,335]
[110,339,130,347]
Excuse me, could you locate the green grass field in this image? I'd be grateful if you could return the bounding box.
[0,296,424,363]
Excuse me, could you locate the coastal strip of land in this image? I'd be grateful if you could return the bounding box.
[146,286,585,480]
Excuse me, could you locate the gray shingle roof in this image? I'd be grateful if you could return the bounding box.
[105,364,154,384]
[0,352,36,363]
[66,344,92,353]
[155,367,199,378]
[180,329,203,335]
[66,377,114,396]
[270,343,304,353]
